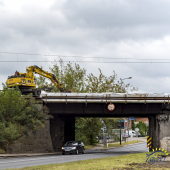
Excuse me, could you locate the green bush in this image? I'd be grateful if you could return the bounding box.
[136,120,148,137]
[75,117,102,145]
[0,86,49,148]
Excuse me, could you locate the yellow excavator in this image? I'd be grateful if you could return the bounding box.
[6,65,71,96]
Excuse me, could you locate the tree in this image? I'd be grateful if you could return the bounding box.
[85,69,128,93]
[35,60,86,92]
[35,59,131,93]
[136,120,147,137]
[35,59,133,145]
[0,85,49,148]
[75,118,103,145]
[101,118,124,139]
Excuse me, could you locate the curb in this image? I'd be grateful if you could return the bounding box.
[86,141,145,152]
[85,147,116,152]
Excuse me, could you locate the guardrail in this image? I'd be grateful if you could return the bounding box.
[40,93,170,104]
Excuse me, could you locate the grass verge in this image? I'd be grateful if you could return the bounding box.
[85,143,99,150]
[6,152,170,170]
[84,145,94,150]
[103,140,143,148]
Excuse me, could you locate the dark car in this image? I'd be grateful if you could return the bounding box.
[62,141,85,155]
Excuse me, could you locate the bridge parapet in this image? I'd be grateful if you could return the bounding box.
[40,92,170,104]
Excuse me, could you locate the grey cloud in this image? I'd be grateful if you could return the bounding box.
[60,0,170,27]
[1,0,168,56]
[51,0,170,41]
[0,0,170,93]
[0,1,4,6]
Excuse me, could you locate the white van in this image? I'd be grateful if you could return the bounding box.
[125,130,141,137]
[125,130,136,137]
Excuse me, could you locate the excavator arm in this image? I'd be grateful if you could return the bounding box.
[26,65,71,92]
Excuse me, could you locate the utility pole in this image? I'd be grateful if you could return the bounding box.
[120,128,121,145]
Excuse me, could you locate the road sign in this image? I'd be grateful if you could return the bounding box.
[147,137,152,148]
[135,128,139,132]
[107,103,115,111]
[128,117,134,120]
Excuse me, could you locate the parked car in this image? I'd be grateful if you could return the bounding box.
[133,131,136,137]
[98,136,103,139]
[134,131,141,137]
[106,136,111,139]
[125,130,141,137]
[137,132,141,137]
[62,141,85,155]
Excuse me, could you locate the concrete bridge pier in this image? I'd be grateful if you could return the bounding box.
[149,111,170,151]
[50,114,75,152]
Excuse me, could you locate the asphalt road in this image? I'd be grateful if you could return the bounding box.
[0,142,148,169]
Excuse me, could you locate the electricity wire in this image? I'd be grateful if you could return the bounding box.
[0,51,170,63]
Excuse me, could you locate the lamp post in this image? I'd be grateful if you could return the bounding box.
[120,128,121,145]
[120,77,132,140]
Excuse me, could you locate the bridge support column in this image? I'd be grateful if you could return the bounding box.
[149,112,170,151]
[149,115,159,151]
[50,115,75,152]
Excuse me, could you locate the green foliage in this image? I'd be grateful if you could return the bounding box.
[101,118,124,139]
[0,85,49,147]
[136,120,148,137]
[75,117,102,145]
[86,69,128,93]
[132,120,135,130]
[35,60,86,92]
[35,59,134,145]
[35,59,132,93]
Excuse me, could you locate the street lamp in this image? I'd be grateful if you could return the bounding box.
[120,77,132,81]
[120,77,132,140]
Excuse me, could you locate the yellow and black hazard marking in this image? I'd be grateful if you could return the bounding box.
[147,137,152,148]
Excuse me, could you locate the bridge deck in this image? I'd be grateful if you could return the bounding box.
[40,92,170,103]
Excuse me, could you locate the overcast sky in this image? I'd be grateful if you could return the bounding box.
[1,0,170,93]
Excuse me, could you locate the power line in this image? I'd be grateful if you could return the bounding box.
[1,51,170,63]
[0,60,170,63]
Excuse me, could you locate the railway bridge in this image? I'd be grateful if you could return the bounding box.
[7,93,170,153]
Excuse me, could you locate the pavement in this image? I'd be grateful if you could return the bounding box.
[86,137,146,152]
[0,137,147,158]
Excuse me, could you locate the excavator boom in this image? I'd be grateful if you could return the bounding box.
[7,65,71,95]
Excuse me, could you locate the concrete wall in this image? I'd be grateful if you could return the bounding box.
[160,137,170,152]
[159,113,170,151]
[6,119,53,154]
[149,112,170,152]
[6,114,75,154]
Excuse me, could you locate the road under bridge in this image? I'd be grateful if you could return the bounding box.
[6,93,170,153]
